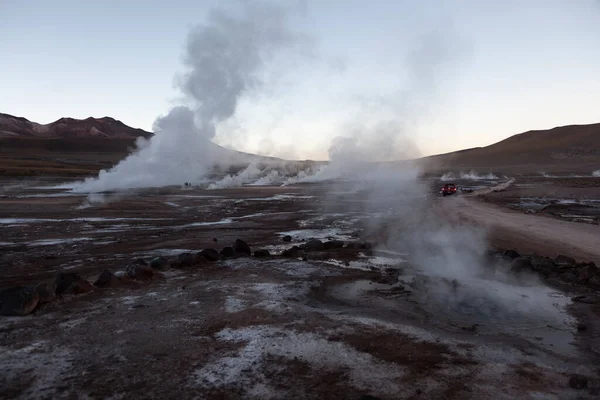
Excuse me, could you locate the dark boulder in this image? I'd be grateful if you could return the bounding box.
[149,257,169,271]
[233,239,252,256]
[577,262,598,282]
[554,254,576,265]
[177,252,195,267]
[0,286,40,316]
[254,249,271,258]
[361,242,373,250]
[568,374,588,389]
[559,270,579,284]
[54,273,94,295]
[529,256,559,276]
[94,270,120,288]
[126,264,164,281]
[282,235,292,242]
[511,257,533,274]
[35,282,57,304]
[133,258,148,266]
[324,240,345,250]
[345,242,362,249]
[282,246,302,257]
[503,249,520,259]
[304,239,325,252]
[198,248,220,262]
[220,246,236,258]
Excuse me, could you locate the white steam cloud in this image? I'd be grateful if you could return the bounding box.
[72,2,303,193]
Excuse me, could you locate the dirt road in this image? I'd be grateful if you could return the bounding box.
[443,195,600,264]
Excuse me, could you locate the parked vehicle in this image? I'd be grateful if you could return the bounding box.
[441,183,457,196]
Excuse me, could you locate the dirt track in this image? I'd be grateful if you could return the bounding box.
[443,195,600,265]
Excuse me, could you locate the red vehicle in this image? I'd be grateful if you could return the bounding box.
[441,183,457,196]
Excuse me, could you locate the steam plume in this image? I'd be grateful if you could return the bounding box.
[72,2,302,193]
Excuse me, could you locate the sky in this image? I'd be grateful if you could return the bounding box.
[1,0,600,160]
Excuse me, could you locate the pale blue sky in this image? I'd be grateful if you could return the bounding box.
[1,0,599,159]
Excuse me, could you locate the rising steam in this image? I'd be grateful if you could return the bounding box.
[72,2,303,193]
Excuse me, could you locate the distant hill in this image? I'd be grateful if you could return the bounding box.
[420,123,600,174]
[0,113,289,177]
[0,113,154,139]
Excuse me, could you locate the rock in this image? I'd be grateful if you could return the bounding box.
[94,270,120,288]
[503,249,521,259]
[149,257,169,271]
[0,286,40,316]
[359,395,382,400]
[198,248,220,262]
[213,238,218,242]
[559,271,579,284]
[530,256,559,276]
[133,258,148,266]
[220,246,236,258]
[588,275,600,289]
[568,374,587,389]
[35,282,57,304]
[345,242,362,249]
[177,252,195,267]
[577,263,598,282]
[324,240,345,250]
[282,246,302,257]
[554,254,576,265]
[304,239,324,252]
[511,257,533,274]
[54,273,94,295]
[254,249,270,258]
[361,242,373,250]
[282,235,292,242]
[126,265,164,281]
[572,295,599,304]
[233,239,252,256]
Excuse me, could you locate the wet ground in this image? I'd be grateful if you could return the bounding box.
[1,178,599,399]
[478,176,600,225]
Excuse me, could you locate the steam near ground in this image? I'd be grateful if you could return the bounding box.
[63,1,565,317]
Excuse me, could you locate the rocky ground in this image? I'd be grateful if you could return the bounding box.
[1,178,600,399]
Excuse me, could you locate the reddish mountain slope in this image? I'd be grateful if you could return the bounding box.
[0,113,153,139]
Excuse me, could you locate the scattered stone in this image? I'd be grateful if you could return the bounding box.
[503,249,521,259]
[555,254,576,265]
[511,257,533,274]
[345,242,362,249]
[177,252,195,267]
[350,230,361,238]
[568,374,588,390]
[324,240,345,250]
[576,323,587,332]
[94,270,120,288]
[572,295,599,304]
[282,246,302,257]
[282,235,292,242]
[126,265,164,281]
[529,256,559,276]
[198,248,220,262]
[253,249,270,258]
[577,263,598,282]
[560,270,579,284]
[54,273,94,295]
[133,258,148,266]
[0,286,40,316]
[304,239,325,252]
[35,282,57,304]
[220,246,236,258]
[233,239,252,256]
[149,257,169,271]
